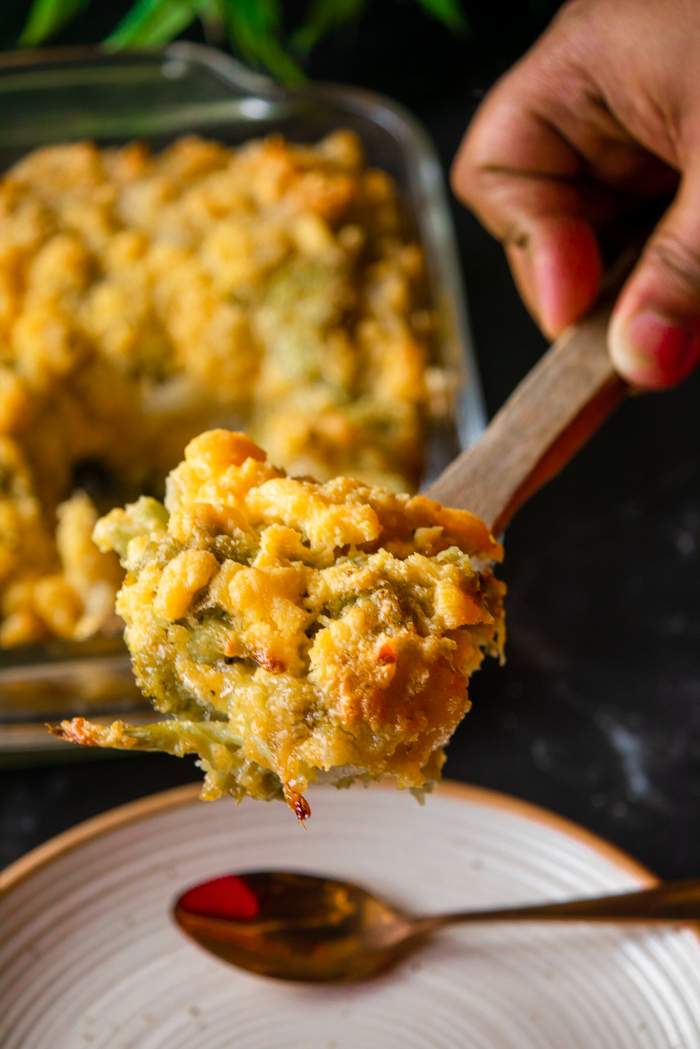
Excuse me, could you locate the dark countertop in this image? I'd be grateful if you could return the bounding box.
[1,22,698,879]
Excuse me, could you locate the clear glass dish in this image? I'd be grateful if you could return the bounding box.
[0,42,485,757]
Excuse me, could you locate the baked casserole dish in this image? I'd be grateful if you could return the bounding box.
[0,129,445,650]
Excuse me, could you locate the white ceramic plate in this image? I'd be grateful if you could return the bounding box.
[1,782,699,1048]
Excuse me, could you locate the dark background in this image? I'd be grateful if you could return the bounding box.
[1,1,698,878]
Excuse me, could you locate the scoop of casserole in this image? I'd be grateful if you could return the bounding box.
[52,430,505,818]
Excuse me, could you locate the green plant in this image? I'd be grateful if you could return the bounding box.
[18,0,468,83]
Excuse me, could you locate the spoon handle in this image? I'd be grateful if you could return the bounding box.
[424,245,644,534]
[427,878,700,931]
[425,301,625,533]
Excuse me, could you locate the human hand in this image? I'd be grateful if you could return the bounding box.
[451,0,700,389]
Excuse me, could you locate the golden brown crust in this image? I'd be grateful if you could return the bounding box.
[67,429,506,815]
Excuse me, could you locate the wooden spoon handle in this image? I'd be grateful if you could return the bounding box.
[426,296,626,532]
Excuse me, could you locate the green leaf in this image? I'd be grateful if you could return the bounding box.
[19,0,90,47]
[221,0,305,85]
[291,0,367,56]
[105,0,205,50]
[416,0,468,32]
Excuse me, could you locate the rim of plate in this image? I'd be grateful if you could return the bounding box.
[0,779,658,898]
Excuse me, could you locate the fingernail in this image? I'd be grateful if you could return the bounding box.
[611,309,700,388]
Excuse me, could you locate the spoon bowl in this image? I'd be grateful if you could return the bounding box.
[173,871,414,982]
[173,870,700,983]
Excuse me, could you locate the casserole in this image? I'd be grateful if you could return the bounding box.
[0,42,485,756]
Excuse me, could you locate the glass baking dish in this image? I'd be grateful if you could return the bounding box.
[0,42,486,757]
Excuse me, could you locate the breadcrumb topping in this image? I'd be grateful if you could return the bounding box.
[0,132,441,646]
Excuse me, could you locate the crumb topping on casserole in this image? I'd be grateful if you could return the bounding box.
[53,430,505,817]
[0,132,441,647]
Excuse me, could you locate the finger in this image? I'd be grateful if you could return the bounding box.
[452,73,606,337]
[609,170,700,388]
[506,214,602,337]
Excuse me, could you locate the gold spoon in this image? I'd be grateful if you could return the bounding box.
[173,870,700,983]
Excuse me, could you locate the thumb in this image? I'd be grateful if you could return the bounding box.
[609,173,700,389]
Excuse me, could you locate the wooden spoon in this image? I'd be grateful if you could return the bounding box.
[426,288,627,533]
